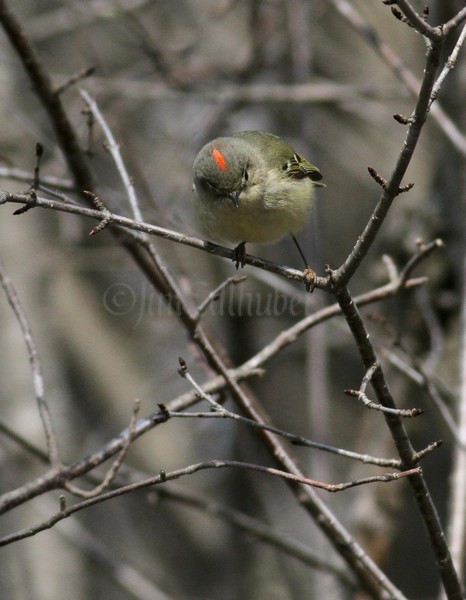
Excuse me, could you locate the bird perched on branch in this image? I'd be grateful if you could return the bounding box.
[192,130,324,289]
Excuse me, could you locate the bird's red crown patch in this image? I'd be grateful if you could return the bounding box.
[212,147,227,171]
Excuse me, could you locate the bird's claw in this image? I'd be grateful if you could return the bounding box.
[233,241,246,269]
[303,267,317,293]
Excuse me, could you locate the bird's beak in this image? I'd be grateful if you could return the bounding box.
[229,190,240,208]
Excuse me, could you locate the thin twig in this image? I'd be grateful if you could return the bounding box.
[0,239,437,516]
[393,0,440,40]
[0,258,60,467]
[332,36,443,286]
[196,275,247,321]
[0,417,49,462]
[0,166,75,190]
[442,7,466,36]
[398,239,444,286]
[65,399,140,498]
[0,459,421,548]
[0,190,323,287]
[1,190,437,293]
[430,21,466,107]
[176,359,403,468]
[54,65,96,96]
[344,363,423,418]
[331,0,466,157]
[32,142,43,191]
[80,89,144,223]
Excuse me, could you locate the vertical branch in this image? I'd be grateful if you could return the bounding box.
[0,258,60,467]
[333,284,463,599]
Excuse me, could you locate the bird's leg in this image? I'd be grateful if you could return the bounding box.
[290,234,316,293]
[233,241,247,269]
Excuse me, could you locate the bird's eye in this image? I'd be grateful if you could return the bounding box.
[243,169,249,182]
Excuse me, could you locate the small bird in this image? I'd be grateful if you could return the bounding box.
[192,130,324,287]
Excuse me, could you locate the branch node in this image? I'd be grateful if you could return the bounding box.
[345,362,423,418]
[156,403,170,422]
[13,190,37,215]
[84,191,111,235]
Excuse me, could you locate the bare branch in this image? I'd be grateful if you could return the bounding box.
[331,0,466,156]
[332,38,443,286]
[0,258,60,467]
[391,0,440,40]
[196,275,247,322]
[65,399,140,498]
[54,65,96,96]
[80,89,144,222]
[333,282,462,597]
[0,458,421,549]
[0,190,322,287]
[442,8,466,36]
[430,22,466,108]
[344,364,423,418]
[0,166,74,191]
[176,358,403,468]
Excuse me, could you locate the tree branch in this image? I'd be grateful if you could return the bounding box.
[0,258,60,467]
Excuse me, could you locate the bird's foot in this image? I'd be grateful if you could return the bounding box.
[303,266,317,293]
[233,241,246,269]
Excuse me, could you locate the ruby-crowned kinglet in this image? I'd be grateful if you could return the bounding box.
[192,131,324,276]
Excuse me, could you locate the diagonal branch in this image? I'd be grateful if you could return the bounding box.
[333,282,463,598]
[393,0,441,40]
[332,38,442,286]
[331,0,466,157]
[0,458,420,550]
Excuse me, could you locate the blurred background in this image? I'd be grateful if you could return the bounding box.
[0,1,465,598]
